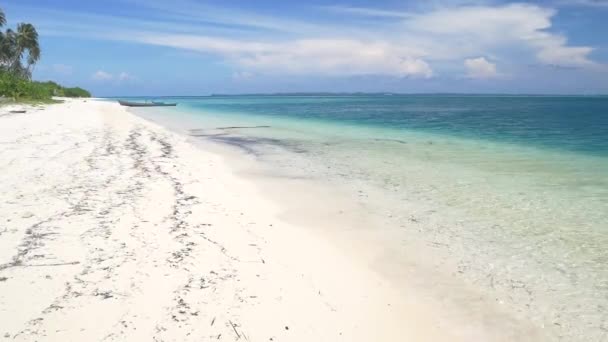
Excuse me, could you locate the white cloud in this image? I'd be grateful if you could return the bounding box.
[92,70,113,81]
[406,4,596,68]
[531,33,595,67]
[139,35,433,78]
[19,1,604,80]
[132,4,595,75]
[465,57,497,79]
[406,4,555,37]
[92,70,135,82]
[230,39,433,78]
[128,3,601,73]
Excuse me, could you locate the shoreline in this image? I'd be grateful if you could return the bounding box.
[132,96,608,341]
[0,99,468,341]
[132,102,551,340]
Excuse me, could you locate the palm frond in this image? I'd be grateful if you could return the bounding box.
[0,9,6,27]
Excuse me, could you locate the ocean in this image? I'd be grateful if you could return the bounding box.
[128,95,608,340]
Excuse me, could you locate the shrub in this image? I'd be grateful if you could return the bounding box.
[0,71,90,101]
[63,87,91,98]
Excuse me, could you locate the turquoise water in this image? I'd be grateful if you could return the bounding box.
[139,95,608,155]
[129,95,608,340]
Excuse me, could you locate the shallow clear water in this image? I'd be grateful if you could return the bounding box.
[156,95,608,155]
[127,95,608,340]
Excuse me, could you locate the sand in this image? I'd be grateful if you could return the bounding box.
[0,99,463,341]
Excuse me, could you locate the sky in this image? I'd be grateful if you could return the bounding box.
[3,0,608,95]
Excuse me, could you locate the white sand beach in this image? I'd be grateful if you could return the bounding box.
[0,99,470,341]
[1,0,606,339]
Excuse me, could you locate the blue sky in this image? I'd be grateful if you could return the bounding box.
[4,0,608,95]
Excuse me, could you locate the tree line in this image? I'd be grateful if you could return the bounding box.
[0,8,90,101]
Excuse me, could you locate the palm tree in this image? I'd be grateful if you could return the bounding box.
[26,43,40,74]
[0,8,41,78]
[0,9,7,69]
[10,23,40,78]
[0,28,15,69]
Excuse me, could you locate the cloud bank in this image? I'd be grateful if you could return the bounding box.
[19,1,605,80]
[139,35,433,78]
[126,3,598,78]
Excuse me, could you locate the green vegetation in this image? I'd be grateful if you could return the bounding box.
[62,86,91,98]
[0,71,90,102]
[0,8,90,102]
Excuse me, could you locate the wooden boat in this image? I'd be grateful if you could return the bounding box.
[118,100,177,107]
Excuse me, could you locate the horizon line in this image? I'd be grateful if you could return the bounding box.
[101,92,608,98]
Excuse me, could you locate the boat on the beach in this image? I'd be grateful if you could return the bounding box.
[118,100,177,107]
